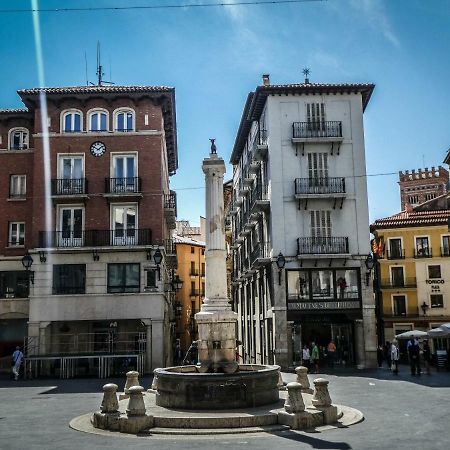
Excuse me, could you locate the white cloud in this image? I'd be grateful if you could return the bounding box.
[348,0,400,48]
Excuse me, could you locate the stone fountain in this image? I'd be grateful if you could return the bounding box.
[153,140,280,409]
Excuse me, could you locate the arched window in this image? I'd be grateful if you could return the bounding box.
[8,127,29,150]
[61,109,82,133]
[114,108,135,132]
[88,109,108,132]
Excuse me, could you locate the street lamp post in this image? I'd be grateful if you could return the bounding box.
[153,248,163,280]
[21,251,34,286]
[364,253,375,287]
[421,301,429,315]
[276,252,286,286]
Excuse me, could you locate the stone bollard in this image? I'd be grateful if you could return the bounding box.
[277,369,287,391]
[119,385,153,434]
[120,370,140,400]
[278,382,312,430]
[295,366,313,394]
[92,383,120,431]
[311,378,338,425]
[147,369,159,393]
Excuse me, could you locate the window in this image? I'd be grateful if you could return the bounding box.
[442,236,450,257]
[391,267,404,287]
[310,210,331,238]
[53,264,86,295]
[306,102,325,127]
[201,262,205,276]
[9,175,26,198]
[88,109,108,131]
[9,222,25,246]
[146,269,157,288]
[107,263,140,293]
[201,281,205,297]
[425,193,435,201]
[428,265,441,279]
[9,128,29,150]
[308,153,328,182]
[190,261,196,276]
[190,281,196,295]
[58,156,84,194]
[110,154,137,192]
[61,110,82,133]
[393,295,406,316]
[430,294,444,308]
[388,238,403,259]
[191,246,195,254]
[415,237,430,257]
[0,271,29,298]
[408,195,419,204]
[311,270,334,300]
[201,248,205,255]
[111,205,137,245]
[114,108,134,132]
[58,207,83,247]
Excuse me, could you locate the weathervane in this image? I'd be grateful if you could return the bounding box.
[302,67,311,84]
[209,138,217,155]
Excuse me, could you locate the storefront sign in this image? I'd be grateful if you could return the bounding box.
[288,301,360,310]
[425,279,445,284]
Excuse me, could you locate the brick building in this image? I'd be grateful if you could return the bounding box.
[0,85,178,375]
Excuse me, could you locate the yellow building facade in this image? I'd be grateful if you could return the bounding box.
[174,236,205,353]
[372,207,450,354]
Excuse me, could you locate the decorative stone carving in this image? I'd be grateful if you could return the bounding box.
[295,366,313,394]
[284,382,305,413]
[120,370,140,400]
[101,383,119,413]
[312,378,332,407]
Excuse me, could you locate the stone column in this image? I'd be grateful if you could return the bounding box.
[38,321,51,355]
[355,319,366,369]
[151,319,164,369]
[272,264,289,369]
[363,305,378,368]
[195,144,238,373]
[141,319,152,372]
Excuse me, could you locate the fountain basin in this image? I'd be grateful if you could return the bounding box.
[154,364,280,410]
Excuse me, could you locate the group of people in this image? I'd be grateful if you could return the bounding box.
[301,340,346,373]
[377,337,432,376]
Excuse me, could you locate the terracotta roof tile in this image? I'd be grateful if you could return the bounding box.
[371,209,450,230]
[0,108,29,113]
[18,85,173,95]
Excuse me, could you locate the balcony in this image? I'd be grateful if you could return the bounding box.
[380,278,417,289]
[38,228,152,248]
[297,237,349,256]
[386,249,405,260]
[414,248,432,258]
[190,289,200,297]
[190,269,199,277]
[251,129,268,161]
[51,178,88,197]
[294,177,346,198]
[250,183,270,213]
[292,121,343,142]
[164,191,177,229]
[250,242,271,267]
[383,307,420,319]
[441,247,450,257]
[104,177,142,196]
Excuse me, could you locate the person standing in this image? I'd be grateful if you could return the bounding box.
[384,341,392,369]
[377,344,384,368]
[391,340,400,375]
[311,342,320,374]
[422,339,431,375]
[302,344,310,369]
[11,346,23,381]
[327,340,336,368]
[407,337,421,376]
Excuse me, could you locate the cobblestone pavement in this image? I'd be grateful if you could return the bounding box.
[0,367,449,450]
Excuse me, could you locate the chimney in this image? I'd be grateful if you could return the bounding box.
[262,74,270,86]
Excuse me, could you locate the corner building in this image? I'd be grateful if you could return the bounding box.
[229,76,377,369]
[0,85,178,374]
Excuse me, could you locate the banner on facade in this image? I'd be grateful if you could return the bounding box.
[288,300,361,310]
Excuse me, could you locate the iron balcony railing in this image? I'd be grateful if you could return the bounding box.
[9,191,26,199]
[250,242,271,266]
[51,178,88,196]
[39,228,152,248]
[294,177,345,195]
[386,249,405,260]
[250,183,268,209]
[105,177,142,194]
[414,248,432,258]
[52,285,86,295]
[292,121,342,139]
[164,191,177,209]
[164,239,176,255]
[297,237,349,255]
[190,289,200,297]
[251,129,268,152]
[383,307,419,318]
[190,269,199,276]
[441,247,450,257]
[380,278,417,289]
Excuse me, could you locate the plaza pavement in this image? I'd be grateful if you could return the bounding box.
[0,366,449,450]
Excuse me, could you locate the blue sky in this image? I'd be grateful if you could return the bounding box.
[1,0,450,227]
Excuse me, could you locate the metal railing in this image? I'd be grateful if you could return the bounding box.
[164,239,176,254]
[51,178,88,195]
[441,247,450,257]
[39,228,152,248]
[297,237,349,254]
[250,242,271,266]
[380,278,417,289]
[9,191,26,199]
[386,249,405,260]
[190,269,199,276]
[250,183,269,209]
[105,177,142,194]
[294,177,345,195]
[383,307,419,318]
[414,248,432,258]
[190,289,200,296]
[164,191,177,209]
[292,121,342,139]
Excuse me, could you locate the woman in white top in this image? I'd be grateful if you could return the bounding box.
[302,345,311,369]
[391,340,400,375]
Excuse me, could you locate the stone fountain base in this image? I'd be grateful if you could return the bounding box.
[154,364,280,410]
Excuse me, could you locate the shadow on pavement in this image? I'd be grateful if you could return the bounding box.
[271,430,351,449]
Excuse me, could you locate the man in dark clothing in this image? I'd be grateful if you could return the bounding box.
[407,337,421,376]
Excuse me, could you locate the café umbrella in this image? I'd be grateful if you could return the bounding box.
[395,330,428,339]
[428,323,450,338]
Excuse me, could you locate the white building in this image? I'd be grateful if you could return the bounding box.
[229,75,377,369]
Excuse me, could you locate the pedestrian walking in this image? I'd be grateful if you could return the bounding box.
[377,344,384,368]
[327,340,336,368]
[302,344,310,369]
[384,341,392,369]
[407,337,421,376]
[11,346,23,381]
[311,342,319,374]
[422,339,431,375]
[391,340,400,375]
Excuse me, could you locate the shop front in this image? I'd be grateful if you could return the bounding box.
[287,268,363,367]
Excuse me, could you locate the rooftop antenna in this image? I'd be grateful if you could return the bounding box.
[90,42,115,86]
[302,67,311,84]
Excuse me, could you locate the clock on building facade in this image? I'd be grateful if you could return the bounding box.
[90,141,106,157]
